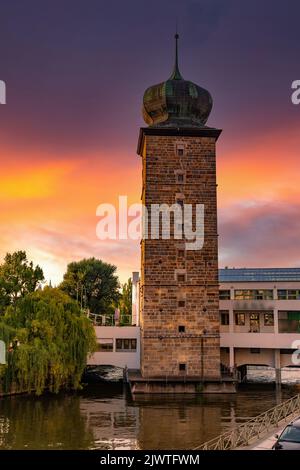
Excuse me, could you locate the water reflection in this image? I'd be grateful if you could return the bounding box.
[0,384,298,450]
[0,393,94,449]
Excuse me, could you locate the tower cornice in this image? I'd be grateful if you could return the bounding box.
[137,126,222,156]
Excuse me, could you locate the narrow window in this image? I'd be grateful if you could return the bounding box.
[220,311,229,325]
[178,325,185,333]
[179,363,186,371]
[177,146,184,157]
[264,312,274,326]
[235,313,245,326]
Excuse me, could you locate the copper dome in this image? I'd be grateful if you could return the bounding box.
[142,34,213,128]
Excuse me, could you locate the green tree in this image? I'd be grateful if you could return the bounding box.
[119,278,132,324]
[60,258,120,315]
[0,287,97,395]
[0,251,44,312]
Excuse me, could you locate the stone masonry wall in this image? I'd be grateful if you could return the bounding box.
[140,133,220,379]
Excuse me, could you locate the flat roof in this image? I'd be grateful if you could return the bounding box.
[219,268,300,283]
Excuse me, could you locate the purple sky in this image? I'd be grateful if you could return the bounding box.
[0,0,300,282]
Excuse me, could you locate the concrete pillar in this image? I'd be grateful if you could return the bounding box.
[273,307,279,334]
[229,307,234,334]
[274,349,281,385]
[229,347,235,371]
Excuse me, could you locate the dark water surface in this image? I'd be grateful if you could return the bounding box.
[0,384,299,449]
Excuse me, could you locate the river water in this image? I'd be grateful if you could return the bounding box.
[0,383,299,450]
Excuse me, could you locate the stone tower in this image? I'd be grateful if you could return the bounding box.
[137,35,221,385]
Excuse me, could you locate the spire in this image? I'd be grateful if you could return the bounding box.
[169,31,183,80]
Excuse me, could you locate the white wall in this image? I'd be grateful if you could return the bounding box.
[88,326,140,369]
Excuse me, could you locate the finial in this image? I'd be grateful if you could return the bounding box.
[169,29,183,80]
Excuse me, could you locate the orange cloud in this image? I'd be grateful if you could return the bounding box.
[1,121,299,285]
[218,123,300,207]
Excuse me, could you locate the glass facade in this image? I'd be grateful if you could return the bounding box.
[219,268,300,282]
[278,290,300,300]
[234,289,273,300]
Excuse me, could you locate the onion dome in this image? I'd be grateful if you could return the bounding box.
[142,34,213,128]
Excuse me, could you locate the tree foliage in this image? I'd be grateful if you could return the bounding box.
[60,258,120,314]
[0,287,97,395]
[119,278,132,321]
[0,251,44,312]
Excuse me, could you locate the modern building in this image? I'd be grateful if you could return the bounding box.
[88,268,300,385]
[219,267,300,382]
[133,33,224,392]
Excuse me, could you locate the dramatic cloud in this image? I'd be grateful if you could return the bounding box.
[0,0,299,283]
[219,202,300,268]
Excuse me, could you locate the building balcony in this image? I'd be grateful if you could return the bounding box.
[220,332,300,349]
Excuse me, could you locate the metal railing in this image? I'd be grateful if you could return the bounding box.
[194,394,300,450]
[87,311,132,326]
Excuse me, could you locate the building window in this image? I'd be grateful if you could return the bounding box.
[176,172,185,183]
[179,363,186,371]
[278,311,300,333]
[235,313,245,326]
[219,290,231,300]
[278,290,287,300]
[178,325,185,333]
[264,312,274,326]
[234,289,273,300]
[97,339,113,352]
[250,348,260,354]
[278,289,300,300]
[250,313,260,333]
[176,145,185,157]
[115,339,137,352]
[178,300,185,308]
[220,311,229,325]
[177,274,186,282]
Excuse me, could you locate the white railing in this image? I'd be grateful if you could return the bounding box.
[194,394,300,450]
[87,311,132,326]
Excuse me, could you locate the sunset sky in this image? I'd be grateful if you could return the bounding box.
[0,0,300,285]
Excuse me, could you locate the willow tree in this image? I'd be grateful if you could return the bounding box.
[0,287,97,395]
